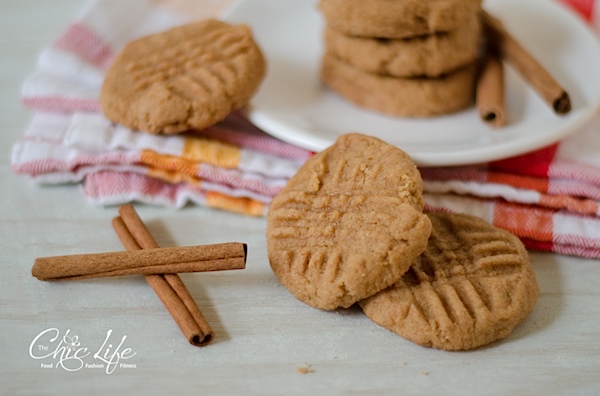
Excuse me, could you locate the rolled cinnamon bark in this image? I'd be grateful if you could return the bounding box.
[30,204,242,347]
[113,205,215,347]
[482,10,571,115]
[32,242,247,281]
[476,48,506,127]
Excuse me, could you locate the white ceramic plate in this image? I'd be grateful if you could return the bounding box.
[224,0,600,166]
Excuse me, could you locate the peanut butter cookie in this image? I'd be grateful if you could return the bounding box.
[318,0,482,39]
[267,133,432,310]
[100,20,265,134]
[360,212,539,351]
[324,16,481,78]
[320,53,476,117]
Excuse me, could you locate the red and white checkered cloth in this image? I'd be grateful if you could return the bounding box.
[11,0,600,258]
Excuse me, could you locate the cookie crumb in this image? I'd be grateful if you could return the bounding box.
[297,364,314,374]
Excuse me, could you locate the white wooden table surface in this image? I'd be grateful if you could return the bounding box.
[1,1,600,395]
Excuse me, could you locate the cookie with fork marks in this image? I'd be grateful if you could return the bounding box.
[266,133,432,310]
[100,20,265,134]
[359,212,539,350]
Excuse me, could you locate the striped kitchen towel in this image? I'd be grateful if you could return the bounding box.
[11,0,600,257]
[12,110,310,214]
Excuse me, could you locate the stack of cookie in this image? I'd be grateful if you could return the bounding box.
[318,0,483,117]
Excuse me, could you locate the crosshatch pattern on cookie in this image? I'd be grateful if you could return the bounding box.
[360,212,539,351]
[126,26,247,95]
[269,192,431,308]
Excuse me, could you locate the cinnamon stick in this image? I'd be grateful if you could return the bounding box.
[482,10,571,115]
[476,48,506,127]
[32,242,247,281]
[113,206,215,347]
